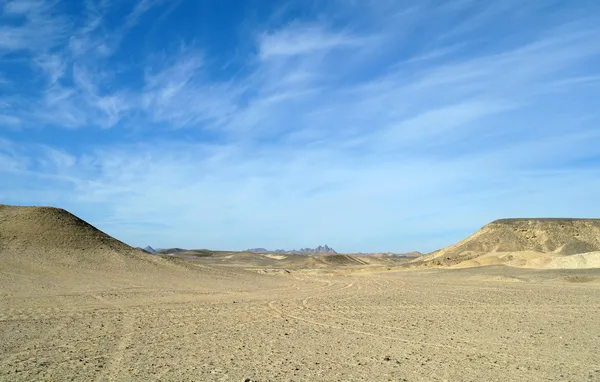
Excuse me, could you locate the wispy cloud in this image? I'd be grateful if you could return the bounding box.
[0,114,21,128]
[34,54,66,84]
[0,0,70,52]
[140,50,241,129]
[258,25,361,60]
[2,120,599,251]
[1,0,599,251]
[124,0,167,30]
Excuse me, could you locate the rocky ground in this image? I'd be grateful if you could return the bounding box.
[1,265,599,381]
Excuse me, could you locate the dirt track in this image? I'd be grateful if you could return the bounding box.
[2,266,599,381]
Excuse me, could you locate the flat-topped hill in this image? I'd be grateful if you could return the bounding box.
[493,218,600,224]
[418,218,600,268]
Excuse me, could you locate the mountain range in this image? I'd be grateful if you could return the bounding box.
[247,245,337,255]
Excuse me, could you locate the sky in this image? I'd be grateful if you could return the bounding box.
[1,0,599,253]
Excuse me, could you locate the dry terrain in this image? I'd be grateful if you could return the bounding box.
[1,205,600,381]
[416,218,600,269]
[2,265,600,381]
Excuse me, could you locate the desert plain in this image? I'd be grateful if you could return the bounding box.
[1,204,600,381]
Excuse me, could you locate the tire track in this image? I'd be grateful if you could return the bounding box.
[267,299,463,350]
[94,312,134,382]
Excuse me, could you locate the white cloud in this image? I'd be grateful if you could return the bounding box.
[0,0,69,52]
[124,0,166,30]
[377,100,513,149]
[1,0,599,251]
[34,54,66,84]
[141,51,240,128]
[2,122,599,252]
[0,114,21,128]
[259,25,361,60]
[3,0,47,15]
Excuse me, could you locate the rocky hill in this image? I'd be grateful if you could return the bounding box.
[0,204,133,254]
[0,204,168,293]
[418,218,600,268]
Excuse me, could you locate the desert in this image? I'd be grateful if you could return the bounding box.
[1,204,600,381]
[2,1,599,381]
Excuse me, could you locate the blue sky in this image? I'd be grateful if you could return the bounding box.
[1,0,600,253]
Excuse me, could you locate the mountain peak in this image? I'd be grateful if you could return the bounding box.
[143,245,156,253]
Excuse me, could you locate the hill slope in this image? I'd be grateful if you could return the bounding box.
[0,204,307,296]
[0,204,172,293]
[0,204,131,251]
[418,218,600,268]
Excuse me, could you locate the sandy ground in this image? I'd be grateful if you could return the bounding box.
[446,251,600,269]
[1,264,600,382]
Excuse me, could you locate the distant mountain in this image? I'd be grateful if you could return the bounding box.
[156,248,187,254]
[247,245,337,255]
[247,248,269,253]
[380,251,422,258]
[143,245,156,253]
